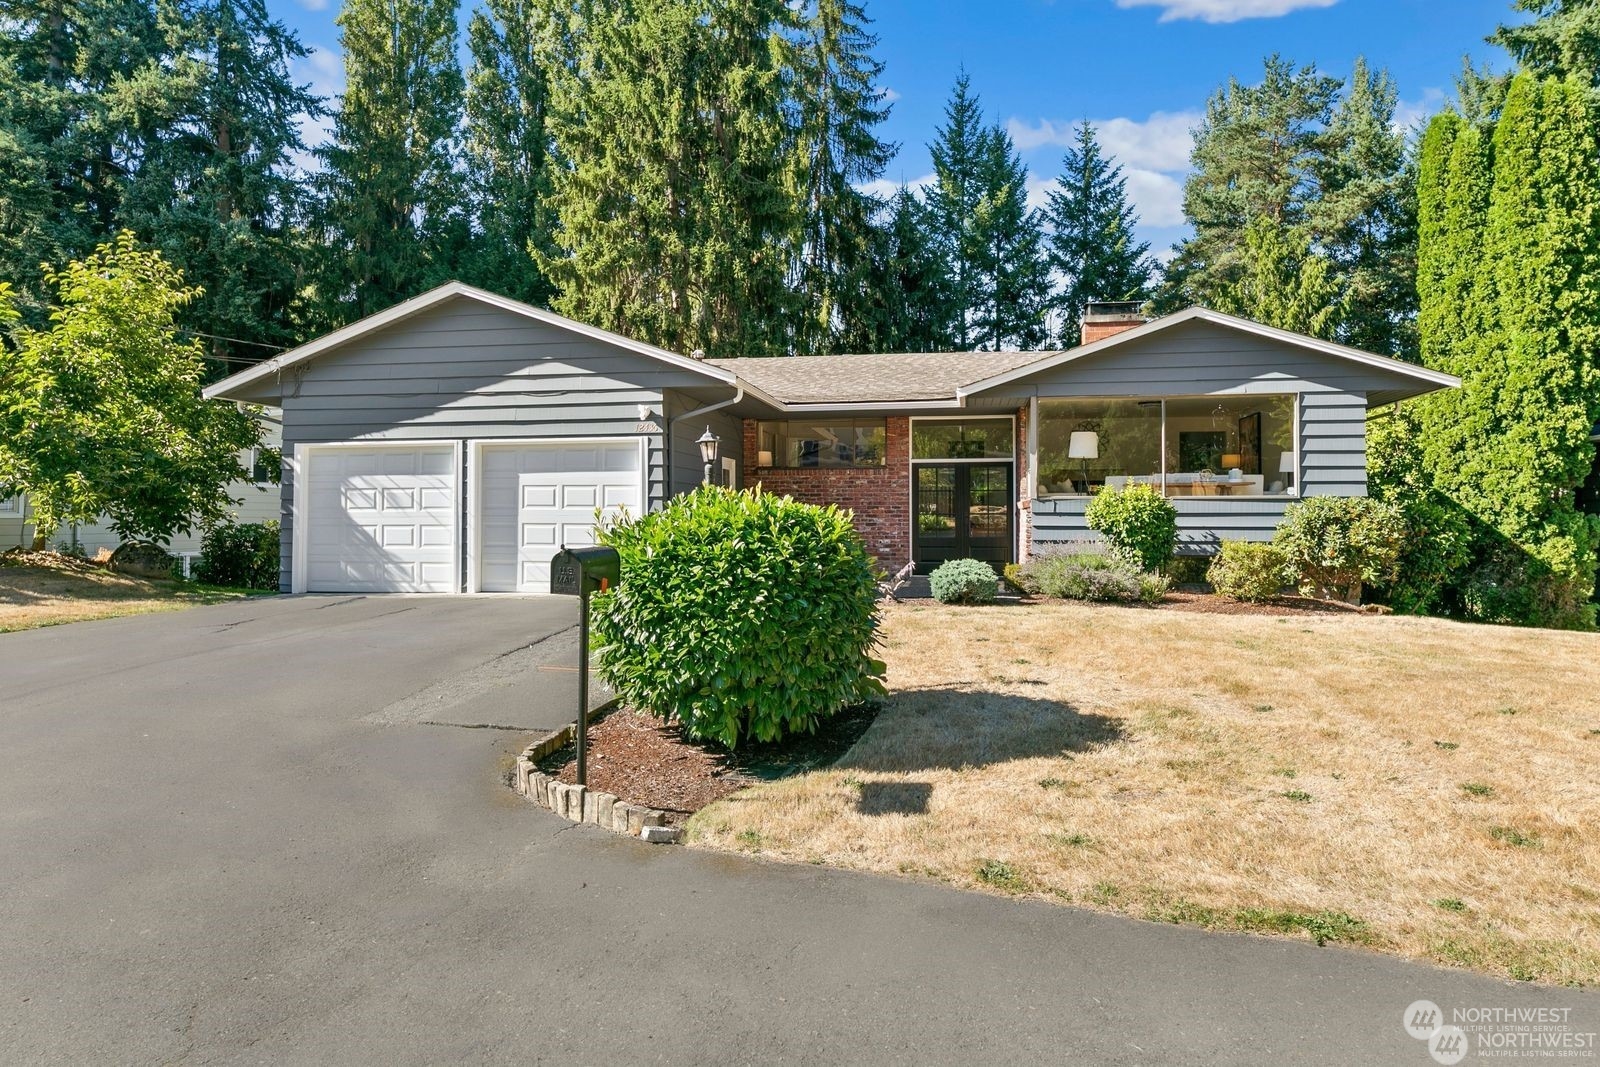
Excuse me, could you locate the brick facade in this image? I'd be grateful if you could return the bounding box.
[742,416,912,571]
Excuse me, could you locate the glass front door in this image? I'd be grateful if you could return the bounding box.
[913,463,1013,573]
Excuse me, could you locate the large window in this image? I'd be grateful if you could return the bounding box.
[757,419,887,469]
[912,418,1014,460]
[1036,396,1296,498]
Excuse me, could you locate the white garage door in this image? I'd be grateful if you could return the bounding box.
[304,445,458,593]
[477,441,643,593]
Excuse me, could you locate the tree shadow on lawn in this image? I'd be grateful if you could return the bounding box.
[836,687,1127,774]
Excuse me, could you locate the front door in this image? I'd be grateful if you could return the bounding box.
[913,463,1014,573]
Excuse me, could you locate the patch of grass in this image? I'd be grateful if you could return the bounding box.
[1037,777,1068,790]
[0,553,262,633]
[1047,831,1094,848]
[1273,766,1297,778]
[975,859,1029,893]
[735,829,764,850]
[1498,707,1520,716]
[1435,740,1459,751]
[1488,825,1539,848]
[1232,907,1373,947]
[1280,789,1312,803]
[1252,704,1274,713]
[1433,897,1467,912]
[1088,881,1121,906]
[1460,782,1494,798]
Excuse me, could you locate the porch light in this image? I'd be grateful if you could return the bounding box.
[697,426,721,486]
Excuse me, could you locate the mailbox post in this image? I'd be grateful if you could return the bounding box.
[549,545,620,786]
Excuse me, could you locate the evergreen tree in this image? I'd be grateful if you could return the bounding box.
[462,0,561,307]
[1413,74,1600,626]
[115,0,321,366]
[1212,217,1343,339]
[0,0,167,319]
[1161,56,1340,312]
[315,0,466,324]
[1490,0,1600,85]
[969,125,1051,350]
[922,72,988,348]
[1308,58,1416,357]
[542,0,796,357]
[1043,120,1153,348]
[787,0,896,354]
[850,187,955,352]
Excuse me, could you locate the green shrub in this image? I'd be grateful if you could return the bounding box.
[1207,541,1289,602]
[591,486,885,748]
[1000,562,1026,591]
[1272,497,1405,602]
[1455,536,1597,631]
[194,520,279,589]
[1020,550,1169,605]
[1367,413,1475,615]
[928,558,998,604]
[1166,555,1210,584]
[1084,484,1178,572]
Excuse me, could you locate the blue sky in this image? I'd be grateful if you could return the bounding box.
[269,0,1521,256]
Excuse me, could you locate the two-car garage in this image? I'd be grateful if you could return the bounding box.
[296,439,644,594]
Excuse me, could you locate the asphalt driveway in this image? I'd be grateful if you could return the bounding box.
[0,596,1592,1065]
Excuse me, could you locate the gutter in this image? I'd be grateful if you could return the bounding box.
[666,386,745,489]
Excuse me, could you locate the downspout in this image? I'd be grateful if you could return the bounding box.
[666,386,744,495]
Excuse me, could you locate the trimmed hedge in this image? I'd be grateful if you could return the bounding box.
[591,486,885,748]
[928,558,999,604]
[1085,484,1178,572]
[194,520,279,590]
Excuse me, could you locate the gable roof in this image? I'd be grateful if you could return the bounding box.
[202,282,736,401]
[958,305,1460,400]
[708,351,1045,405]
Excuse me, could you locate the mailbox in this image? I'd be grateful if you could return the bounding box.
[549,545,621,596]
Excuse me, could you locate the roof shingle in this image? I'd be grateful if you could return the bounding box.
[705,351,1053,404]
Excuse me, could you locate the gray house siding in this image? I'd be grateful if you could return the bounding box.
[664,396,743,496]
[275,300,718,591]
[1004,321,1383,556]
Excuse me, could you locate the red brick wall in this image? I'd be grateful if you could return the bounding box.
[1081,320,1143,344]
[743,416,911,572]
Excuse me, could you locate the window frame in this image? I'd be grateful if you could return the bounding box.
[755,418,890,470]
[1032,394,1300,500]
[908,415,1017,463]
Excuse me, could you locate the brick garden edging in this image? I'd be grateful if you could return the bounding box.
[512,707,682,844]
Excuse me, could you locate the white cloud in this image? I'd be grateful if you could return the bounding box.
[1391,87,1446,134]
[1115,0,1338,23]
[1008,111,1197,235]
[297,0,329,9]
[1121,167,1186,227]
[881,87,901,103]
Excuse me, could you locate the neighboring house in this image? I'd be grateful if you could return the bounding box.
[201,284,1458,594]
[0,410,283,568]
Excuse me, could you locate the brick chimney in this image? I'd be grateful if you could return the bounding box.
[1081,301,1147,345]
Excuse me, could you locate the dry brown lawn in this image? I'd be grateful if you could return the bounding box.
[0,552,255,632]
[688,600,1600,986]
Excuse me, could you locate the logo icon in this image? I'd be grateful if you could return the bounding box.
[1429,1025,1468,1065]
[1404,1000,1444,1040]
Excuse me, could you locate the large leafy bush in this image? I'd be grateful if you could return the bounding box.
[591,486,885,748]
[1206,541,1289,602]
[928,558,998,604]
[1366,412,1474,615]
[1018,549,1168,605]
[1084,484,1178,572]
[1272,497,1405,602]
[194,520,279,590]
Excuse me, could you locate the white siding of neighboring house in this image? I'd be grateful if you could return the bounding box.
[1,409,283,558]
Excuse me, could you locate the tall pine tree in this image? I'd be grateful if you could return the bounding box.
[1043,120,1153,348]
[315,0,465,324]
[115,0,321,366]
[969,125,1051,351]
[845,187,955,353]
[922,73,987,349]
[1490,0,1600,85]
[787,0,896,354]
[462,0,560,307]
[541,0,796,357]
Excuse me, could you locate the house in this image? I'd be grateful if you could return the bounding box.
[0,411,283,571]
[201,283,1458,594]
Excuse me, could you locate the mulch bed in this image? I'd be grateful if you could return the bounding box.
[1155,589,1371,617]
[537,703,880,824]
